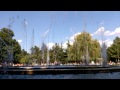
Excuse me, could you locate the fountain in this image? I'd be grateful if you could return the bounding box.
[86,46,89,66]
[1,31,120,76]
[102,42,107,67]
[0,13,120,77]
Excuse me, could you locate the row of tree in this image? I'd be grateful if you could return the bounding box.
[0,28,120,65]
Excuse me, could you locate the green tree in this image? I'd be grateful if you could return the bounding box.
[66,31,101,63]
[20,55,30,65]
[107,37,120,62]
[0,28,21,64]
[50,43,67,64]
[12,39,21,63]
[19,49,29,64]
[30,46,41,64]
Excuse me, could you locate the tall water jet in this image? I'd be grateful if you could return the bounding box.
[46,16,53,66]
[100,26,107,67]
[82,12,90,66]
[86,46,89,65]
[23,19,27,52]
[41,29,50,66]
[8,17,14,65]
[41,43,45,65]
[47,48,50,65]
[46,29,50,66]
[102,42,107,67]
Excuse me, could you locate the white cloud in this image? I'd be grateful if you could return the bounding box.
[46,41,73,50]
[69,41,73,45]
[104,30,111,36]
[70,32,81,41]
[62,41,68,49]
[103,28,120,36]
[98,39,113,48]
[98,40,103,46]
[46,42,55,49]
[70,36,74,41]
[94,27,105,35]
[17,40,22,43]
[111,27,120,35]
[103,27,120,36]
[46,40,74,50]
[62,32,81,49]
[94,27,120,36]
[105,39,113,47]
[62,41,73,49]
[45,26,118,50]
[91,34,93,37]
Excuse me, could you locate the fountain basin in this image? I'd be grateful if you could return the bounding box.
[0,65,120,75]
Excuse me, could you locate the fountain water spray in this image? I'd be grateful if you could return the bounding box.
[41,29,50,65]
[23,19,27,52]
[100,26,107,67]
[102,42,107,67]
[82,12,89,65]
[7,17,15,64]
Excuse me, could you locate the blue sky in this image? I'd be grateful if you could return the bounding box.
[0,11,120,53]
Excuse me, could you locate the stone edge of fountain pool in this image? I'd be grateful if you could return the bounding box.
[0,65,120,75]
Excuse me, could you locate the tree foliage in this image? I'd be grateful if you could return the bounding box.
[67,31,101,63]
[107,37,120,62]
[0,28,105,65]
[30,46,42,64]
[0,28,21,63]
